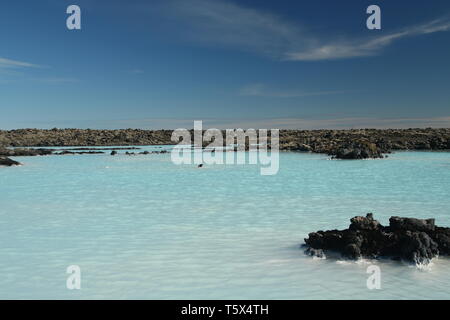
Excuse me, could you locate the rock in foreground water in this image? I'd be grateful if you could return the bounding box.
[304,213,450,265]
[0,157,21,167]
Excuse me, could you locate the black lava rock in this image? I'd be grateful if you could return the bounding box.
[304,213,449,265]
[0,157,21,166]
[389,216,435,232]
[304,247,326,259]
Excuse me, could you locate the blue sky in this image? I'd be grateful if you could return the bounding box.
[1,0,450,129]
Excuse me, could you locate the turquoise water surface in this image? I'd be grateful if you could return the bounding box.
[1,149,450,299]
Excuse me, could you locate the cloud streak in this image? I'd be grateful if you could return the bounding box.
[160,0,308,58]
[0,57,40,69]
[239,83,348,98]
[286,18,450,61]
[160,0,450,61]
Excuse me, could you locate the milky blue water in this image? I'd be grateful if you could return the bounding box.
[1,148,450,299]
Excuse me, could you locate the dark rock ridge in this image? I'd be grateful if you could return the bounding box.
[0,157,21,166]
[332,141,384,159]
[0,147,107,157]
[304,213,450,265]
[0,147,53,157]
[65,147,141,151]
[278,128,450,159]
[0,146,170,159]
[0,147,142,157]
[0,129,173,147]
[1,128,450,159]
[56,150,105,155]
[123,150,168,156]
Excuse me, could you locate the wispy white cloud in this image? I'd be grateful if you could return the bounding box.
[0,57,74,83]
[239,83,347,98]
[0,57,40,68]
[160,0,306,58]
[159,0,450,61]
[286,18,450,61]
[34,77,79,84]
[130,69,144,74]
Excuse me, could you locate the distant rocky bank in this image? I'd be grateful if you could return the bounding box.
[304,214,450,265]
[0,146,169,166]
[0,128,174,147]
[279,128,450,159]
[1,128,450,160]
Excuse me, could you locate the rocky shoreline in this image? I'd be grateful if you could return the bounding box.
[0,129,174,147]
[279,128,450,159]
[304,214,450,265]
[0,145,170,166]
[1,128,450,161]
